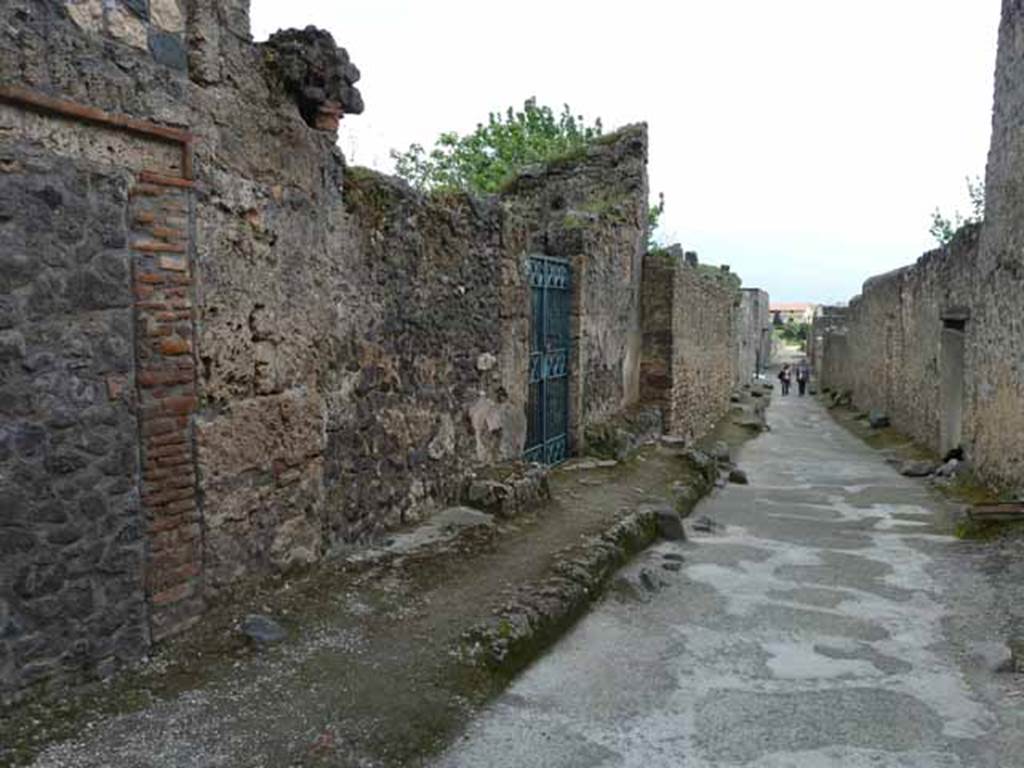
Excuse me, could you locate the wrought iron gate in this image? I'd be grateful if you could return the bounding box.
[524,255,571,465]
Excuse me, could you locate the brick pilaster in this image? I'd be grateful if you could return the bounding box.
[130,171,204,642]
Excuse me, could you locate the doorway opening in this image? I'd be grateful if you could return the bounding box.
[524,255,572,465]
[940,317,966,457]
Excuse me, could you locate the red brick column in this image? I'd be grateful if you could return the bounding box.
[130,171,204,642]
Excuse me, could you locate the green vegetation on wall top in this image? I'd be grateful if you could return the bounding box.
[392,98,666,250]
[391,98,604,195]
[929,176,984,246]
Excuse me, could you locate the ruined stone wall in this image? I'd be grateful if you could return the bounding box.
[0,150,148,704]
[969,0,1024,487]
[819,228,982,463]
[809,305,847,384]
[640,249,739,441]
[322,171,521,543]
[501,127,648,450]
[0,0,357,698]
[196,123,650,577]
[736,288,770,383]
[312,128,650,543]
[0,0,197,704]
[1,0,657,705]
[670,263,738,440]
[185,18,353,592]
[639,249,675,416]
[820,0,1024,490]
[1,1,191,130]
[819,330,851,394]
[892,231,978,452]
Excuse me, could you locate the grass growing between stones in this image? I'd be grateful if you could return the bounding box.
[954,517,1024,540]
[829,403,942,465]
[942,473,1003,507]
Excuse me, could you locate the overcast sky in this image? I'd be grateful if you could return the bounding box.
[251,1,1000,303]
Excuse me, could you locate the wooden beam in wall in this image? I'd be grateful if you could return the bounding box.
[0,84,195,179]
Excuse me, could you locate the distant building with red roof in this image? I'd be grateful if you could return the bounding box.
[770,302,817,325]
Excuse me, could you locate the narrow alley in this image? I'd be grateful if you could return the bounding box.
[434,389,1024,767]
[4,4,1024,768]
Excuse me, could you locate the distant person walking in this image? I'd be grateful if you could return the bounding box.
[796,360,811,396]
[778,364,792,396]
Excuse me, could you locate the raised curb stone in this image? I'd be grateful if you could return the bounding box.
[653,506,686,541]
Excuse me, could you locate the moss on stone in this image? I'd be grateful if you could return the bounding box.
[955,517,1024,540]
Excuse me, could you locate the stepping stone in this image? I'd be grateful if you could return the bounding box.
[729,468,749,485]
[691,515,724,534]
[639,568,659,592]
[242,614,286,645]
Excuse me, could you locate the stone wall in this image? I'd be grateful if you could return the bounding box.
[818,0,1024,491]
[969,0,1024,488]
[640,248,742,442]
[818,224,1021,485]
[818,329,850,396]
[172,3,363,593]
[322,171,516,544]
[808,304,847,383]
[639,248,675,417]
[1,1,190,124]
[670,261,740,440]
[0,0,772,706]
[502,127,649,449]
[0,0,198,704]
[1,0,359,700]
[0,149,148,703]
[0,0,655,702]
[736,288,771,382]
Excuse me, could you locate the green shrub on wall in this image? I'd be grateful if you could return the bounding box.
[391,98,604,194]
[929,176,985,246]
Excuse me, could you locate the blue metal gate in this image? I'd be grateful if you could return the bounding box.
[524,256,571,465]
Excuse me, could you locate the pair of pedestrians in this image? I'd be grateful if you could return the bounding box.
[778,361,811,396]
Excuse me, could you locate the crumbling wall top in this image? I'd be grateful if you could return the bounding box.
[261,26,364,133]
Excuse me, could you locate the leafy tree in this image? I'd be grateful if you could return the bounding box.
[391,98,604,194]
[648,191,666,252]
[777,320,809,348]
[394,98,667,254]
[929,176,985,246]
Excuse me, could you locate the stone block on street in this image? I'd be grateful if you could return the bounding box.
[653,507,686,541]
[900,460,938,478]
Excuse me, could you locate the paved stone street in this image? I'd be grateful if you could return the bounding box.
[434,390,1024,767]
